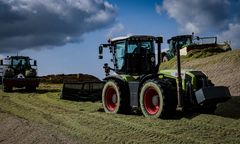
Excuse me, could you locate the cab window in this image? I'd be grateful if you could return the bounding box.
[115,41,126,70]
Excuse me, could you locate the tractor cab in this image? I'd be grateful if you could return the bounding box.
[0,56,39,92]
[167,35,192,56]
[11,56,31,73]
[1,56,37,76]
[99,35,163,76]
[162,33,228,61]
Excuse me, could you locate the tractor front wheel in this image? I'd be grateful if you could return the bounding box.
[102,80,130,114]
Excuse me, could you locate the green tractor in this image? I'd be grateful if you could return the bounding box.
[162,33,231,62]
[0,56,39,92]
[98,35,231,118]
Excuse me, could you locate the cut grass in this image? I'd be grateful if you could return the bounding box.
[0,84,240,144]
[0,50,240,143]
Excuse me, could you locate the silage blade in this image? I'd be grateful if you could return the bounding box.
[60,81,105,101]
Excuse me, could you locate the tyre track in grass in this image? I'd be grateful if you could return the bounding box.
[0,112,78,144]
[61,112,201,144]
[33,95,202,143]
[1,92,200,144]
[0,95,233,143]
[0,94,104,143]
[63,110,203,144]
[1,90,240,143]
[76,104,240,144]
[1,93,137,143]
[0,95,54,125]
[86,114,216,143]
[37,86,240,139]
[164,120,240,143]
[19,93,80,114]
[77,110,240,144]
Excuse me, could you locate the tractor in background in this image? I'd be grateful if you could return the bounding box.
[0,56,39,92]
[162,33,231,61]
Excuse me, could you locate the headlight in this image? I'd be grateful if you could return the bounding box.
[4,68,14,77]
[25,69,37,77]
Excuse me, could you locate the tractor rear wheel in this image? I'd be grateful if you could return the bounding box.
[102,80,130,114]
[140,79,176,118]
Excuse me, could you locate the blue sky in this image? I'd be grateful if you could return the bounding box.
[1,0,240,79]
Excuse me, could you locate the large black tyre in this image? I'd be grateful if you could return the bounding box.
[139,79,176,118]
[102,80,130,114]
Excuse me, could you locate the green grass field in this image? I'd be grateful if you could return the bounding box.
[0,84,240,144]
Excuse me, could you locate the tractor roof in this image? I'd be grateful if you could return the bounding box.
[169,35,192,40]
[2,56,31,60]
[111,35,156,42]
[9,56,30,59]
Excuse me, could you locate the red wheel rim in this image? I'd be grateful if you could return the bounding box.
[105,86,118,112]
[143,87,160,115]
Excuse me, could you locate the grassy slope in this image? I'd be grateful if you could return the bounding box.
[160,49,240,96]
[0,84,240,144]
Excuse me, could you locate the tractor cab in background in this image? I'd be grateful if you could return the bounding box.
[162,33,231,61]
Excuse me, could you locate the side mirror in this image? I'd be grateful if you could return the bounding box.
[0,60,3,65]
[99,45,103,59]
[34,60,37,66]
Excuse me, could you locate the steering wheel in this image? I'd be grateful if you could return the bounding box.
[133,46,150,54]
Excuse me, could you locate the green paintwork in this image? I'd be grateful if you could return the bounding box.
[119,69,208,92]
[120,75,138,82]
[158,69,201,91]
[185,71,197,90]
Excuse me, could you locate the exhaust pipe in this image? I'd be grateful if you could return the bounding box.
[176,42,184,110]
[155,36,163,72]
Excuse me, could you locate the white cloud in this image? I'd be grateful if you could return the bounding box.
[155,4,163,15]
[184,22,200,34]
[0,0,116,52]
[157,0,240,48]
[159,0,230,34]
[106,23,125,38]
[218,24,240,49]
